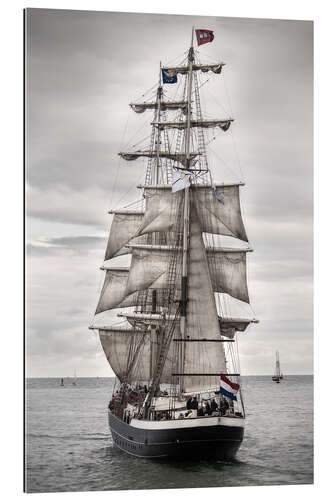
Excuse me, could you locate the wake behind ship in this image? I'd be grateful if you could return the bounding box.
[90,27,258,459]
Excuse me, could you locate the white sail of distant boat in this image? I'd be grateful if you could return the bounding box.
[72,369,77,386]
[272,351,281,383]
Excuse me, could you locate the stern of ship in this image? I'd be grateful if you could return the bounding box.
[108,409,244,460]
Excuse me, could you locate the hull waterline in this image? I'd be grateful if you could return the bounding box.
[108,410,244,459]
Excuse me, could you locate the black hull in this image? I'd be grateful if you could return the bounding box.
[108,411,244,460]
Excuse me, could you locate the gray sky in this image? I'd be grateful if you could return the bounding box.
[26,8,313,377]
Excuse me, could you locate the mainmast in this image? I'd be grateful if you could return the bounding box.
[179,27,195,393]
[149,64,163,380]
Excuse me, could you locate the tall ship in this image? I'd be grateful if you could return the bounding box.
[90,28,258,459]
[272,351,282,383]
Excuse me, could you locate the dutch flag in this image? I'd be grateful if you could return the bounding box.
[220,375,240,401]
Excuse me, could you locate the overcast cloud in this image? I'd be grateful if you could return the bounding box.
[25,9,313,377]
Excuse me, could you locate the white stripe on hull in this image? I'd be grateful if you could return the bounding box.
[130,415,244,430]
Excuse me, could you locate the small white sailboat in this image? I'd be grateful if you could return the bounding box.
[272,351,282,383]
[72,370,77,386]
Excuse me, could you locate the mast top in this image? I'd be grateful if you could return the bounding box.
[188,26,195,62]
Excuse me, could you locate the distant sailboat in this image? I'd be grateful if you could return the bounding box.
[272,351,282,383]
[72,370,77,386]
[60,378,64,387]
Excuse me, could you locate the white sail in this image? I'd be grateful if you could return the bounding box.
[207,247,250,303]
[95,268,138,314]
[125,244,179,296]
[275,351,281,377]
[136,188,181,236]
[105,211,145,260]
[99,327,176,383]
[135,184,247,242]
[195,184,248,242]
[99,327,150,381]
[182,203,226,394]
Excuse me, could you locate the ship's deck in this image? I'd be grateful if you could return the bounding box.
[129,414,244,430]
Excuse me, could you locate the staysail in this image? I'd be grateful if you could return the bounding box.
[181,200,227,394]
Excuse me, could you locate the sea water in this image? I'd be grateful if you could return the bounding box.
[25,376,313,492]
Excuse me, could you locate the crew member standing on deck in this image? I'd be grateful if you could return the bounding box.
[211,398,218,414]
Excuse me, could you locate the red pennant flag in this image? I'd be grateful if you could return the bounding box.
[195,29,214,46]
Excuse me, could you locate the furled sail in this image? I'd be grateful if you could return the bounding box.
[182,203,226,394]
[105,210,145,260]
[119,151,199,167]
[95,268,138,314]
[152,119,233,131]
[130,101,187,113]
[118,312,178,323]
[215,293,257,337]
[206,247,250,303]
[218,318,249,338]
[161,63,224,75]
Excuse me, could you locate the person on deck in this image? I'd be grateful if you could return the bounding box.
[211,399,218,413]
[220,397,229,415]
[192,397,198,410]
[205,401,212,415]
[186,397,193,410]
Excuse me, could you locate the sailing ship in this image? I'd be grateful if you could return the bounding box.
[90,28,258,459]
[72,370,77,386]
[272,351,282,383]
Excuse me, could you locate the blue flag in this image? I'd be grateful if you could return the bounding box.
[162,69,177,84]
